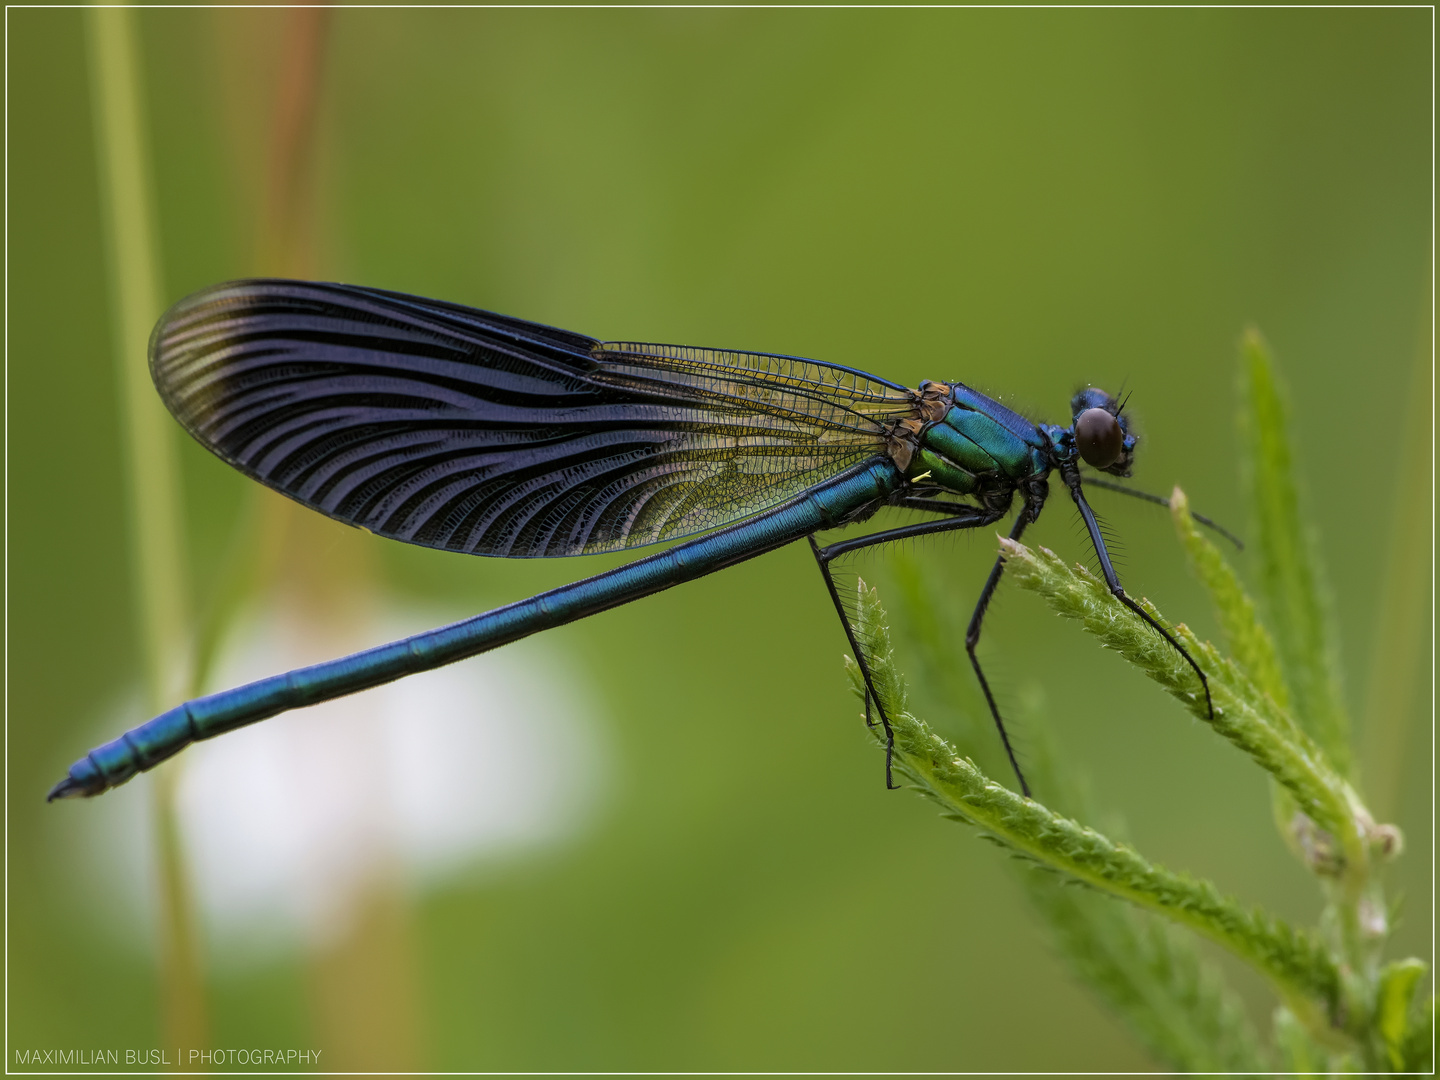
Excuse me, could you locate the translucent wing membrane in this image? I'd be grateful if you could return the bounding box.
[151,280,913,557]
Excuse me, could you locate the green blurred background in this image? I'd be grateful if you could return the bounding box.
[8,6,1431,1072]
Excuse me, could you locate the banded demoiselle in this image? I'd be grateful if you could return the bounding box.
[48,279,1218,802]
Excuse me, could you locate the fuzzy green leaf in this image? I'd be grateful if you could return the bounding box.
[1377,958,1428,1070]
[1400,994,1435,1073]
[1171,485,1289,710]
[1239,330,1353,776]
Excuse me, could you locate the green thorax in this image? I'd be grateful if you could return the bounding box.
[907,384,1050,497]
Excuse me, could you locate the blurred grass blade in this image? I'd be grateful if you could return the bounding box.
[86,4,188,706]
[1238,330,1353,778]
[1170,486,1327,874]
[86,3,207,1055]
[1358,304,1433,820]
[845,581,1345,1036]
[1170,486,1289,710]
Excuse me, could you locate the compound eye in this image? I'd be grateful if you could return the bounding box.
[1075,407,1123,468]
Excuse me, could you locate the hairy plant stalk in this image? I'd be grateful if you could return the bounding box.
[998,534,1411,1042]
[998,540,1363,857]
[882,556,1266,1071]
[846,583,1346,1040]
[845,326,1429,1070]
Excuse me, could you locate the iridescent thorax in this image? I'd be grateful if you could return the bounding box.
[885,379,1137,519]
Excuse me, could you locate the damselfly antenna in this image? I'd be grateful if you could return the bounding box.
[1083,476,1243,550]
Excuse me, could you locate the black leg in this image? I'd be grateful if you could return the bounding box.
[817,501,1000,561]
[1062,464,1214,720]
[810,505,1005,790]
[965,509,1035,798]
[809,537,897,788]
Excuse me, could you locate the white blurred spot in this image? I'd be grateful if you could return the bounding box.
[73,595,610,968]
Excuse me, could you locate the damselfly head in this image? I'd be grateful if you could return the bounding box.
[1070,387,1136,476]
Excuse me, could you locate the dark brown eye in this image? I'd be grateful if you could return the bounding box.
[1076,407,1123,468]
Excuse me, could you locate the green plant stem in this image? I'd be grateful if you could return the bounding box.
[87,4,188,706]
[846,581,1348,1043]
[86,3,207,1057]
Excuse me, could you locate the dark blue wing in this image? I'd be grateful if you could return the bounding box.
[151,280,912,557]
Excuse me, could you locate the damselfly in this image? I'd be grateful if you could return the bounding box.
[49,280,1225,802]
